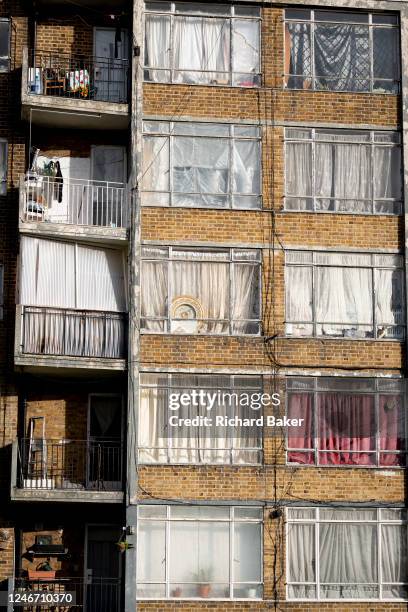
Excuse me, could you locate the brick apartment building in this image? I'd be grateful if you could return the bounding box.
[0,0,407,610]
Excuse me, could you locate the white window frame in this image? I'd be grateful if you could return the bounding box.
[144,2,261,87]
[285,377,407,468]
[285,250,405,340]
[286,507,408,602]
[284,128,402,215]
[138,372,264,465]
[284,9,400,93]
[141,120,262,209]
[141,246,262,336]
[137,504,263,600]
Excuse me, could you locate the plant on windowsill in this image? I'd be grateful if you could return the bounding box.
[28,559,56,580]
[116,540,134,553]
[192,567,214,598]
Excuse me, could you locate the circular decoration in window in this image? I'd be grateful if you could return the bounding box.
[170,296,204,334]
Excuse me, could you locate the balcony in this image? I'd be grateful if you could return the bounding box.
[13,577,121,611]
[19,175,128,243]
[11,438,123,502]
[15,306,127,373]
[21,48,130,130]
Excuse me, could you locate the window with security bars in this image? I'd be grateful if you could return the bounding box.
[285,129,402,215]
[137,505,263,599]
[287,507,408,600]
[285,10,400,93]
[142,121,261,209]
[285,251,405,340]
[286,377,406,467]
[141,246,261,335]
[139,373,263,465]
[144,2,261,86]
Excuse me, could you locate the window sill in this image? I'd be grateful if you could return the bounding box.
[282,208,401,217]
[141,331,262,338]
[286,462,405,470]
[283,334,404,343]
[143,79,260,90]
[283,86,400,96]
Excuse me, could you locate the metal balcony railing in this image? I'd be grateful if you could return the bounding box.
[13,577,121,611]
[18,438,123,492]
[21,306,127,359]
[27,49,129,104]
[20,175,129,229]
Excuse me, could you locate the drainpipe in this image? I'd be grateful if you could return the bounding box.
[125,0,143,610]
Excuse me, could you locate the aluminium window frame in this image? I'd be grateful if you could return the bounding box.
[138,372,264,465]
[143,2,261,87]
[286,507,408,602]
[284,250,405,340]
[141,120,262,209]
[141,245,262,336]
[137,504,264,601]
[283,128,403,215]
[284,376,407,468]
[283,9,401,94]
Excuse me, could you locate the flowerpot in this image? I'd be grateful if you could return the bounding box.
[28,570,56,580]
[171,587,182,597]
[197,584,211,598]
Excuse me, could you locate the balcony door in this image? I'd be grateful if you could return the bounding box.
[87,395,123,491]
[85,526,122,612]
[94,28,129,102]
[91,146,127,227]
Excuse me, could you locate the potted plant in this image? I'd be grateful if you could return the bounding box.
[116,540,133,553]
[192,567,213,598]
[171,587,183,597]
[28,560,56,580]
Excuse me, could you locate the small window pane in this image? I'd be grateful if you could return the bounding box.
[372,14,398,25]
[234,6,260,17]
[287,508,316,520]
[145,2,171,11]
[235,507,262,520]
[232,19,260,76]
[373,28,400,80]
[234,523,262,581]
[137,520,166,581]
[314,11,368,23]
[143,121,170,134]
[139,505,167,518]
[233,125,259,138]
[175,3,230,15]
[285,9,311,20]
[0,21,9,64]
[171,506,229,519]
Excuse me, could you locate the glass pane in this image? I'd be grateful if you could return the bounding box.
[234,6,260,17]
[169,521,230,585]
[175,3,230,16]
[0,21,9,60]
[375,269,404,328]
[381,508,407,521]
[171,506,229,519]
[373,27,400,80]
[285,266,313,325]
[315,11,368,23]
[314,24,370,92]
[381,525,408,585]
[234,125,259,138]
[142,136,170,192]
[374,146,401,199]
[173,136,229,200]
[287,508,315,520]
[145,15,171,84]
[234,507,262,520]
[232,19,260,76]
[143,121,170,134]
[145,2,171,11]
[136,584,166,598]
[139,505,167,518]
[137,520,166,581]
[174,122,229,136]
[286,22,312,89]
[234,523,261,581]
[287,524,315,581]
[285,9,311,20]
[320,508,377,520]
[373,14,398,25]
[233,140,260,195]
[285,143,312,197]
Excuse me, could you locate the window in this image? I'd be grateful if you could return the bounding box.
[0,140,7,195]
[285,129,402,215]
[142,121,261,209]
[285,10,400,93]
[144,2,261,86]
[141,246,261,335]
[285,251,405,339]
[0,20,10,72]
[137,505,263,599]
[139,373,263,464]
[286,377,406,467]
[0,264,3,320]
[287,507,408,600]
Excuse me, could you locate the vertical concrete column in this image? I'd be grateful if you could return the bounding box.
[125,0,144,610]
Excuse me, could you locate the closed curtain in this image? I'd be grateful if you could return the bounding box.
[319,517,377,598]
[287,393,314,464]
[379,395,404,466]
[20,237,125,357]
[138,376,261,465]
[144,15,170,81]
[375,269,403,334]
[381,525,408,598]
[141,261,168,331]
[232,264,259,333]
[315,266,372,336]
[173,16,230,84]
[287,523,315,599]
[286,22,312,88]
[285,141,312,210]
[315,141,371,212]
[0,141,7,195]
[141,136,170,205]
[285,265,312,334]
[318,394,375,465]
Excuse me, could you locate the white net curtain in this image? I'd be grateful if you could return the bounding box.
[20,236,126,357]
[138,374,262,465]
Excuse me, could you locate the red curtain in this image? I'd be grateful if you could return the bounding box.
[379,395,405,466]
[287,393,314,464]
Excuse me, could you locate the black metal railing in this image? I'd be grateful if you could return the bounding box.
[27,49,129,104]
[21,306,127,359]
[14,577,121,611]
[18,438,123,492]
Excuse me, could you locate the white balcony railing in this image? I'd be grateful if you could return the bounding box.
[20,174,129,229]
